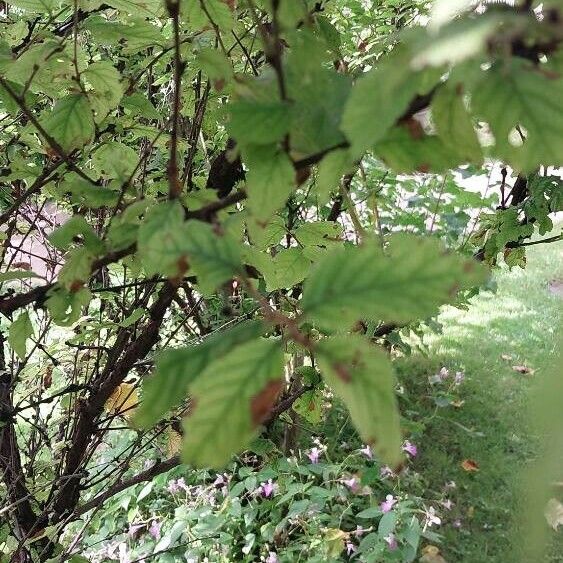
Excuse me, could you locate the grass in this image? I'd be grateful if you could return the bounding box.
[396,235,563,563]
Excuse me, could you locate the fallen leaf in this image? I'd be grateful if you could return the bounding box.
[451,400,465,408]
[512,365,535,375]
[545,498,563,530]
[105,382,138,419]
[461,459,479,472]
[500,353,513,361]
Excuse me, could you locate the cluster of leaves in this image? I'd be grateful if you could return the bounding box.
[0,0,562,559]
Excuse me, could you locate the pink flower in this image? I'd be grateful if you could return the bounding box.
[359,444,373,459]
[265,552,279,563]
[440,499,454,510]
[127,523,143,538]
[342,476,360,492]
[354,525,368,537]
[439,367,450,380]
[380,494,397,513]
[454,371,465,385]
[453,518,462,528]
[402,440,418,458]
[384,533,398,550]
[307,447,322,464]
[213,473,226,486]
[259,479,276,498]
[346,541,356,555]
[148,520,161,540]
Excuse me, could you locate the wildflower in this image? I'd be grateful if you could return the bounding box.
[402,440,418,458]
[354,525,368,537]
[440,499,454,510]
[342,476,360,492]
[127,523,143,538]
[265,552,279,563]
[359,444,373,459]
[307,446,322,464]
[444,480,456,490]
[380,494,397,513]
[454,371,465,385]
[213,473,225,486]
[424,506,442,528]
[384,533,398,550]
[439,367,449,380]
[148,520,161,540]
[259,479,276,498]
[380,465,394,478]
[453,518,462,528]
[346,541,357,555]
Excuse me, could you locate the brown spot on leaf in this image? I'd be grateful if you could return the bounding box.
[461,458,479,472]
[455,83,464,95]
[334,362,352,383]
[463,260,475,273]
[417,163,430,173]
[177,255,189,277]
[69,280,84,293]
[251,378,284,426]
[295,166,311,186]
[404,118,424,140]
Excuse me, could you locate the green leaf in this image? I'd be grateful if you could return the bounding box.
[301,233,488,329]
[471,58,563,170]
[120,93,161,119]
[228,101,291,146]
[374,125,463,173]
[341,48,440,157]
[134,320,264,428]
[46,285,91,327]
[182,0,233,32]
[196,48,233,84]
[181,338,284,468]
[40,94,95,152]
[317,336,402,467]
[58,248,95,289]
[432,83,482,164]
[293,390,323,425]
[83,60,124,122]
[0,270,40,283]
[244,145,295,222]
[92,142,138,182]
[49,216,104,254]
[137,201,189,277]
[56,174,119,208]
[8,312,34,360]
[315,149,353,205]
[184,221,242,294]
[247,247,310,292]
[6,0,57,12]
[293,221,343,247]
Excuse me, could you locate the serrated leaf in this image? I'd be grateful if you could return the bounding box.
[293,221,343,247]
[317,336,402,466]
[471,58,563,171]
[135,320,264,428]
[83,60,124,122]
[432,83,482,164]
[8,311,34,360]
[181,338,284,468]
[302,233,488,329]
[0,270,40,283]
[315,149,353,205]
[40,94,95,152]
[184,221,242,294]
[49,215,104,254]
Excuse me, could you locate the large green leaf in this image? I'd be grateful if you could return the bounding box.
[40,94,95,152]
[9,311,34,360]
[301,233,488,329]
[247,247,310,292]
[471,58,563,171]
[317,336,402,467]
[244,145,295,222]
[83,61,124,122]
[134,320,264,428]
[181,338,284,468]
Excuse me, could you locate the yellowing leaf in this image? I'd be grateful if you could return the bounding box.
[461,459,479,472]
[106,383,138,419]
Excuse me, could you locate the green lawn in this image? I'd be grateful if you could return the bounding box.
[396,236,563,562]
